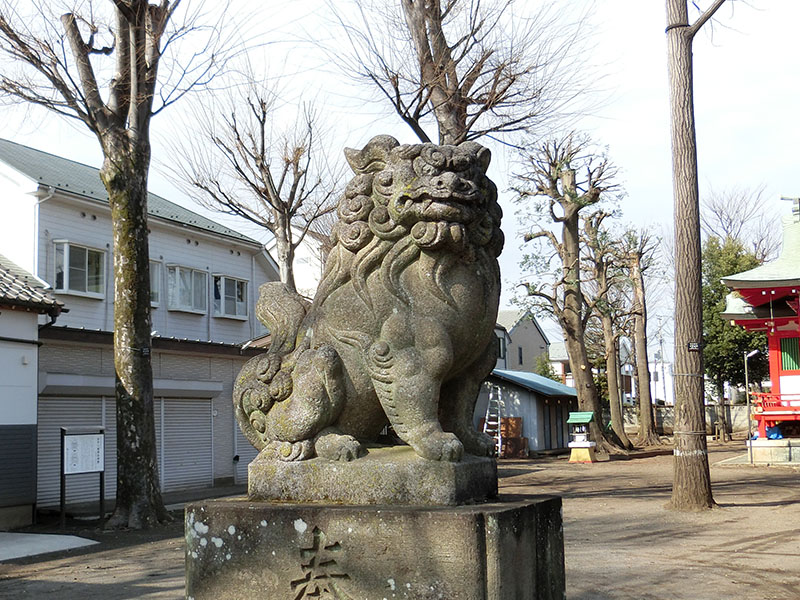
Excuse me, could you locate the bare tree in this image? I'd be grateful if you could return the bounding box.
[329,0,590,145]
[666,0,730,510]
[0,0,229,528]
[621,228,661,446]
[701,184,780,261]
[583,213,633,450]
[514,134,621,450]
[170,83,340,294]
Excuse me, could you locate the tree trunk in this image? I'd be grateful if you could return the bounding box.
[563,332,605,445]
[666,0,714,510]
[100,138,168,528]
[559,201,609,447]
[632,257,660,446]
[273,214,298,294]
[602,315,632,449]
[400,0,467,145]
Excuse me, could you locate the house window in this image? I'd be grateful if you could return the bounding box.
[518,346,523,365]
[167,265,207,313]
[54,241,104,297]
[781,337,800,370]
[213,275,247,318]
[496,334,506,360]
[150,261,161,306]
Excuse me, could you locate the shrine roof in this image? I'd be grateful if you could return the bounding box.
[720,293,795,322]
[722,216,800,289]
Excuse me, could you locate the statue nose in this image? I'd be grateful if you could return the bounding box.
[431,172,458,189]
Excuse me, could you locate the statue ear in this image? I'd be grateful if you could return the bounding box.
[458,141,491,173]
[344,135,400,174]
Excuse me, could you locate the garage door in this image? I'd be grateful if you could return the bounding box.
[37,397,114,507]
[234,424,260,485]
[160,398,213,491]
[38,396,213,506]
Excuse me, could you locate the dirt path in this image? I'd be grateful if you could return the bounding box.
[1,442,798,599]
[500,444,800,600]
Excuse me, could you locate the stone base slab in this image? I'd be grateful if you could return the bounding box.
[747,437,800,463]
[248,445,498,505]
[569,446,597,463]
[185,496,565,600]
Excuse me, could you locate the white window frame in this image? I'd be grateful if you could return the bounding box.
[212,274,248,319]
[53,240,105,299]
[150,260,161,307]
[167,264,208,314]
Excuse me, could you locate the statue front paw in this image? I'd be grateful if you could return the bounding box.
[314,429,365,462]
[264,439,314,461]
[459,430,495,457]
[408,428,464,462]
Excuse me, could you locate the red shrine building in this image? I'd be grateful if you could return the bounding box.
[721,204,800,449]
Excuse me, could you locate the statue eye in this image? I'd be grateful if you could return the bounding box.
[421,163,438,176]
[375,171,393,187]
[451,155,469,171]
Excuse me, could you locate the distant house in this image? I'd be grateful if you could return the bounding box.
[0,254,63,527]
[474,369,578,453]
[550,339,638,407]
[0,138,281,513]
[496,310,550,372]
[549,342,573,387]
[493,324,512,370]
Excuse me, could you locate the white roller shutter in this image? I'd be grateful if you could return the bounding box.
[161,398,213,491]
[37,397,116,507]
[234,425,259,485]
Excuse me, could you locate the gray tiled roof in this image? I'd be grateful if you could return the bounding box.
[497,309,523,331]
[722,215,800,289]
[0,138,259,245]
[0,253,62,315]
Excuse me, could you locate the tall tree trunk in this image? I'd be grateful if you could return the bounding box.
[602,316,632,449]
[666,0,714,510]
[632,257,660,445]
[559,198,608,447]
[100,138,168,528]
[563,332,605,445]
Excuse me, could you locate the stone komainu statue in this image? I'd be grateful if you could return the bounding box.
[233,135,503,462]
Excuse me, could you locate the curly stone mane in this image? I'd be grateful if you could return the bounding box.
[313,135,503,315]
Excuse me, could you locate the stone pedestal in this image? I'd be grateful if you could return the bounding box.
[185,496,564,600]
[568,441,597,463]
[747,437,800,463]
[248,445,498,505]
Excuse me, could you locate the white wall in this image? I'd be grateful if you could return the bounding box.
[474,382,543,449]
[0,163,37,273]
[0,310,38,425]
[506,319,548,372]
[36,193,273,344]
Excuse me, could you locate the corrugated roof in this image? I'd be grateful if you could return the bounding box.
[0,138,259,245]
[0,253,62,315]
[491,368,577,398]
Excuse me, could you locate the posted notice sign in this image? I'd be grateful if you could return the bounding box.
[63,432,105,474]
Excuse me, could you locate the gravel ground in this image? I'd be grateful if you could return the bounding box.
[1,440,798,599]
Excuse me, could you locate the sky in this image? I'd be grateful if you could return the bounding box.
[2,0,800,347]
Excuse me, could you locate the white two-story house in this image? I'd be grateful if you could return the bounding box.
[0,138,280,511]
